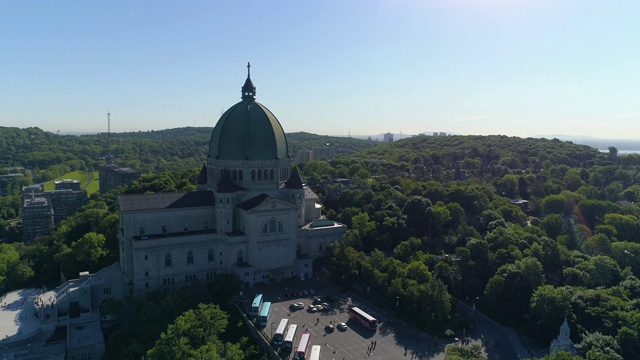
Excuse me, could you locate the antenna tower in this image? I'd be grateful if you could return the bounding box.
[107,111,111,160]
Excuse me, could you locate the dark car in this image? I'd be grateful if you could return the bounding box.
[325,324,334,333]
[312,298,322,305]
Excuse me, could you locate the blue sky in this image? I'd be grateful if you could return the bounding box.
[2,0,639,139]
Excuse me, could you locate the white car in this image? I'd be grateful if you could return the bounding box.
[337,322,348,331]
[290,302,304,310]
[315,305,324,311]
[307,305,318,313]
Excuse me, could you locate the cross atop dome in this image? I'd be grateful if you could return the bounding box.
[242,62,256,101]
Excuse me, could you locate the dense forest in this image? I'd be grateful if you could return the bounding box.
[3,126,640,358]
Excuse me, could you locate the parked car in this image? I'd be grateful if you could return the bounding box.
[337,322,348,331]
[315,305,324,311]
[325,324,334,333]
[313,298,322,305]
[290,302,304,310]
[307,305,317,313]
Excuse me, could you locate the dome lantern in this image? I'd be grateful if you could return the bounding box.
[241,62,256,101]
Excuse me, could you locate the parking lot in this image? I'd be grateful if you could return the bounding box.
[247,279,445,360]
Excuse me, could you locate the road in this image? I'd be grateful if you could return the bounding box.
[457,300,535,359]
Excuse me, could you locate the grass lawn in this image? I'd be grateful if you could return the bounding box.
[43,170,100,196]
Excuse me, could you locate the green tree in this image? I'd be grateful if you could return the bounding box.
[577,332,622,360]
[529,285,572,342]
[146,303,240,360]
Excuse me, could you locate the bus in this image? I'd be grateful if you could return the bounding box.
[273,318,289,345]
[309,345,321,360]
[250,294,263,317]
[283,324,298,351]
[258,301,272,327]
[294,332,311,360]
[349,306,377,331]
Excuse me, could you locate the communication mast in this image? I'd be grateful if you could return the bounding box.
[107,111,113,163]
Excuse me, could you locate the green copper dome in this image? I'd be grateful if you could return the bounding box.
[208,64,290,161]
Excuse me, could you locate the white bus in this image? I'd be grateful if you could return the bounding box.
[309,345,321,360]
[273,318,289,345]
[283,324,298,351]
[295,332,311,360]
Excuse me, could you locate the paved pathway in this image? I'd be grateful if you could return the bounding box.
[457,300,540,359]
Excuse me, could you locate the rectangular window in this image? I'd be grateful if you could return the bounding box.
[145,282,149,288]
[184,224,189,232]
[103,287,111,295]
[204,221,209,230]
[145,271,149,277]
[144,254,148,260]
[139,227,145,236]
[162,225,167,234]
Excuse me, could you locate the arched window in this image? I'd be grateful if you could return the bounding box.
[263,169,268,180]
[257,170,262,181]
[237,250,244,265]
[270,169,275,180]
[251,170,256,181]
[165,253,172,267]
[208,249,215,262]
[261,218,285,235]
[239,170,243,180]
[232,169,237,180]
[187,251,194,265]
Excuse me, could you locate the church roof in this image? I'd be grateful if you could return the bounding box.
[208,64,290,161]
[237,193,274,211]
[196,163,208,185]
[118,192,215,212]
[217,169,244,193]
[285,167,305,189]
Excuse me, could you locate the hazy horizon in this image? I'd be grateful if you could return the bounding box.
[2,1,639,139]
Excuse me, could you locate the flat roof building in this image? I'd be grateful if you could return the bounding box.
[97,162,140,194]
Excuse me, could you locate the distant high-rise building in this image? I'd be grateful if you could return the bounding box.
[311,146,336,161]
[97,162,140,194]
[47,189,89,225]
[21,184,89,238]
[22,197,54,242]
[55,179,81,191]
[296,149,313,163]
[383,133,394,142]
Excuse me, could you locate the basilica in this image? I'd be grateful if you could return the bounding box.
[117,65,347,296]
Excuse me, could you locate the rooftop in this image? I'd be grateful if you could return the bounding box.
[119,191,215,212]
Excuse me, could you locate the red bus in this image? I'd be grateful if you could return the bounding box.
[349,306,377,331]
[295,332,311,359]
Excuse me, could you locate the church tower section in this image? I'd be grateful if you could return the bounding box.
[206,63,291,193]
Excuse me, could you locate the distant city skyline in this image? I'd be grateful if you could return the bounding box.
[2,1,639,140]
